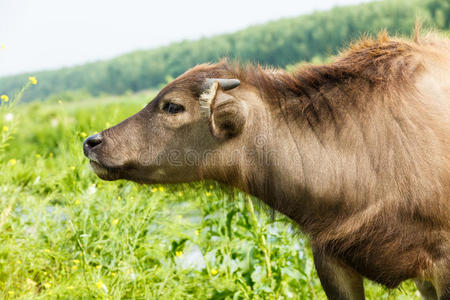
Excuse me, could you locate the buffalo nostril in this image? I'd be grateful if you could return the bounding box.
[86,134,102,148]
[83,134,103,157]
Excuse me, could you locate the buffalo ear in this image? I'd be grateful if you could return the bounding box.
[210,90,248,139]
[199,79,247,139]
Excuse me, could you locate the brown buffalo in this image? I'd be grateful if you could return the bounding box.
[83,32,450,300]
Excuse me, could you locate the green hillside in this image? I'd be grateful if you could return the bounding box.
[0,0,449,102]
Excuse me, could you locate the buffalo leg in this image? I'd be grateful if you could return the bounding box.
[436,275,450,300]
[415,279,437,300]
[437,282,450,300]
[439,287,450,300]
[312,248,365,300]
[434,258,450,300]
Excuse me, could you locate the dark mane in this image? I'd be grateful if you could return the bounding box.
[225,32,422,104]
[177,32,429,118]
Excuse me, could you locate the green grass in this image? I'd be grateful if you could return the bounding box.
[0,86,420,299]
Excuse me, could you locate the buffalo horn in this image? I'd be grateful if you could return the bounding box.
[204,78,240,91]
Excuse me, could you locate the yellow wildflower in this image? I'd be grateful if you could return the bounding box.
[2,125,8,132]
[8,158,16,166]
[80,132,87,138]
[73,259,80,264]
[97,244,103,249]
[175,251,183,257]
[205,192,212,197]
[43,282,51,288]
[67,286,74,290]
[105,122,111,127]
[151,187,158,192]
[111,272,116,277]
[96,280,104,289]
[177,215,182,219]
[29,76,37,85]
[195,230,200,236]
[44,249,50,253]
[58,100,62,104]
[112,219,119,225]
[35,154,41,158]
[49,152,54,157]
[74,199,81,205]
[70,166,76,170]
[8,291,14,295]
[178,192,183,196]
[211,268,218,275]
[72,265,78,270]
[158,186,164,192]
[117,196,121,200]
[1,94,8,102]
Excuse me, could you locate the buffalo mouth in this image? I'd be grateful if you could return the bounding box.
[89,160,120,181]
[89,159,154,184]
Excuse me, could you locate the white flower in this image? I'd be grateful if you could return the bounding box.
[87,184,97,194]
[51,118,59,127]
[4,113,13,122]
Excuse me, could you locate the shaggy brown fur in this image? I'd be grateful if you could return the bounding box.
[85,31,450,299]
[241,32,448,291]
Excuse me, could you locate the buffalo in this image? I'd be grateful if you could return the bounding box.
[83,32,450,299]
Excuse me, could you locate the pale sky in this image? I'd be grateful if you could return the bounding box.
[0,0,372,77]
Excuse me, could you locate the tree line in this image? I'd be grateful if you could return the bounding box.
[0,0,448,102]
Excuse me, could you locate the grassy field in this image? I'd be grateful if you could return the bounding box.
[0,83,421,299]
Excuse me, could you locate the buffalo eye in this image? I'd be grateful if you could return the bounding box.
[162,102,185,114]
